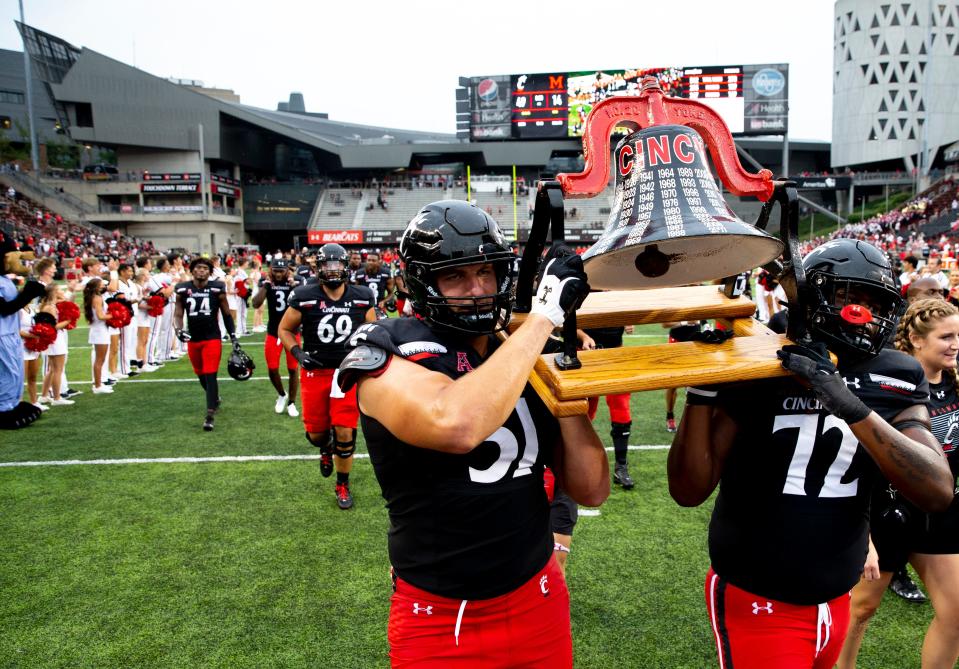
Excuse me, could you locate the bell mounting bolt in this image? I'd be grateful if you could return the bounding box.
[556,75,775,202]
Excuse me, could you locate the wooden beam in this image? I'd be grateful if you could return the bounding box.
[509,285,755,331]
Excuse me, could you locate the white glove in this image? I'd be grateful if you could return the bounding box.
[530,253,590,327]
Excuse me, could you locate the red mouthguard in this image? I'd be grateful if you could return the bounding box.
[840,304,873,325]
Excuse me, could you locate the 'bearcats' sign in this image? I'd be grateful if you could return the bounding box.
[308,229,363,244]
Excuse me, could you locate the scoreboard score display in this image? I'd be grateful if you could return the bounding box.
[465,63,787,141]
[512,73,567,139]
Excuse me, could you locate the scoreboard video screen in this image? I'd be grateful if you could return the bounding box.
[465,63,787,141]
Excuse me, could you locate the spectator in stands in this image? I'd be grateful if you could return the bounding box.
[926,256,949,290]
[900,255,920,292]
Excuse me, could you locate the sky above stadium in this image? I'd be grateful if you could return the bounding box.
[0,0,835,141]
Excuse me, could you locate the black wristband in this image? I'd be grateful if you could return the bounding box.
[291,345,304,361]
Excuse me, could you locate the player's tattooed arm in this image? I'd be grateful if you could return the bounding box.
[849,404,953,513]
[667,403,738,507]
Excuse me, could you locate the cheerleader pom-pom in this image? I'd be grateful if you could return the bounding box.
[56,300,80,330]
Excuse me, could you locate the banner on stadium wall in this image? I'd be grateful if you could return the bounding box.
[210,174,240,186]
[143,172,202,181]
[143,205,204,213]
[790,176,852,190]
[142,182,200,193]
[308,229,363,244]
[211,183,239,197]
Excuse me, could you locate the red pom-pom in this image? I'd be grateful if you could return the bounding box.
[25,322,57,352]
[56,301,80,330]
[105,301,133,329]
[147,294,167,317]
[235,281,249,298]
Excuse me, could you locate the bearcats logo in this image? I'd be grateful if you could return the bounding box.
[539,575,550,597]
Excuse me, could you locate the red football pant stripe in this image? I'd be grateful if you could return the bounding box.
[388,557,572,668]
[704,567,850,669]
[299,367,359,434]
[187,339,222,375]
[587,393,631,423]
[264,334,299,371]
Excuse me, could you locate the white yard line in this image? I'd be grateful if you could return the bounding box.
[0,445,666,468]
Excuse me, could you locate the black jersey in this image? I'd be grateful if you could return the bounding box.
[294,264,312,283]
[928,377,959,479]
[584,326,625,349]
[342,317,559,600]
[353,267,391,302]
[708,348,929,604]
[288,283,371,367]
[175,280,225,342]
[259,277,297,337]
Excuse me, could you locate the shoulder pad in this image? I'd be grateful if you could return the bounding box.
[347,322,404,356]
[338,344,391,392]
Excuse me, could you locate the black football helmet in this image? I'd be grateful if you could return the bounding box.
[227,344,255,381]
[400,200,515,334]
[802,239,904,359]
[317,243,349,287]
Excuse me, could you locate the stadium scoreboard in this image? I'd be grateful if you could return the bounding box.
[464,63,788,141]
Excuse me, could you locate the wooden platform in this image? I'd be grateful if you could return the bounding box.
[509,285,756,331]
[511,286,804,416]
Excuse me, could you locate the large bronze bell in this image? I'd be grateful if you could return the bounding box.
[582,125,783,290]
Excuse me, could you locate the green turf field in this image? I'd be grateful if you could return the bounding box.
[1,321,936,667]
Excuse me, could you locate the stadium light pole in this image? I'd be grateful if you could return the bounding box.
[18,0,40,177]
[198,123,207,220]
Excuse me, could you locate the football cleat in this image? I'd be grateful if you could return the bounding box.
[319,451,334,478]
[335,482,354,510]
[287,403,299,418]
[203,414,215,432]
[613,464,635,490]
[666,417,677,433]
[889,569,927,603]
[274,394,288,414]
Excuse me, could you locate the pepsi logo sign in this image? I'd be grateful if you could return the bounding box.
[752,69,785,97]
[477,78,499,103]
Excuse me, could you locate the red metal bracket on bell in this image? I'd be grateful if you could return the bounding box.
[557,76,775,202]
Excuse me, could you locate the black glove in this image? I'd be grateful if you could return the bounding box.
[175,328,191,343]
[777,343,871,423]
[22,280,46,302]
[531,246,590,327]
[291,345,322,370]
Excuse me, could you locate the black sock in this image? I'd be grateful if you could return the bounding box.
[336,472,349,485]
[611,421,631,467]
[204,374,219,412]
[666,411,674,420]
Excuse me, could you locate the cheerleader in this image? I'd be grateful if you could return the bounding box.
[38,284,74,406]
[19,306,44,410]
[133,268,157,372]
[250,259,265,333]
[83,278,113,394]
[225,266,240,340]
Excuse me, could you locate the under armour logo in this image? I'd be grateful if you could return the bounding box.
[751,601,774,615]
[412,602,433,616]
[539,575,550,597]
[844,377,861,389]
[456,351,473,373]
[538,286,552,304]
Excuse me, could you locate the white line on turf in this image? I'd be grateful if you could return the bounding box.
[0,445,666,468]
